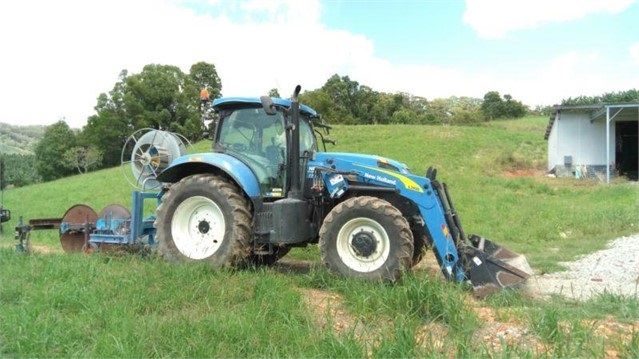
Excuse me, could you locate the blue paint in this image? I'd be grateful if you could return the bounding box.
[158,153,261,198]
[309,152,467,282]
[314,152,410,174]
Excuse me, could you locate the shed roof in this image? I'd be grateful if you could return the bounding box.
[544,103,639,140]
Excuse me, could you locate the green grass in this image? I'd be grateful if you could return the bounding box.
[0,250,367,357]
[1,116,638,357]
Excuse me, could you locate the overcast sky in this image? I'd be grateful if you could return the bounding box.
[1,0,638,128]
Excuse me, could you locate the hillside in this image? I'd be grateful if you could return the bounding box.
[1,117,638,357]
[0,122,45,154]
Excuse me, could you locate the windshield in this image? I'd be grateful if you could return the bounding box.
[217,107,316,196]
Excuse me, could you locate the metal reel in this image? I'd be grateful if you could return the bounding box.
[60,204,97,253]
[121,129,189,190]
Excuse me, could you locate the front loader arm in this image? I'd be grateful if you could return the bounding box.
[313,159,532,297]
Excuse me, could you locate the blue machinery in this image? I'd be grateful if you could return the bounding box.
[88,191,158,248]
[26,191,159,252]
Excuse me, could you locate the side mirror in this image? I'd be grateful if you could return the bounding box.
[260,96,277,116]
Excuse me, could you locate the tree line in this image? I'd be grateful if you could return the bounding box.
[300,74,527,125]
[11,62,533,185]
[561,89,639,106]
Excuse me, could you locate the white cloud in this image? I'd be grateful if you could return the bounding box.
[630,43,639,64]
[491,50,639,105]
[0,0,637,128]
[464,0,636,39]
[0,0,373,127]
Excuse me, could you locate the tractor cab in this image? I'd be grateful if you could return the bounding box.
[211,97,320,197]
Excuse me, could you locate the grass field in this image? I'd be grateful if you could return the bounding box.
[1,116,638,357]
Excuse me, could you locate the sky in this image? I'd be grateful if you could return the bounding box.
[0,0,637,128]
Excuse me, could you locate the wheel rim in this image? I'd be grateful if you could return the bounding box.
[336,217,391,273]
[171,196,226,260]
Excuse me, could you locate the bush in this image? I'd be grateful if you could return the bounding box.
[449,109,483,125]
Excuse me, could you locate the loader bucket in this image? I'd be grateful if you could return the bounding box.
[462,235,533,298]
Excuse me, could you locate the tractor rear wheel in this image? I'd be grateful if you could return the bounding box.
[155,174,252,268]
[319,196,413,281]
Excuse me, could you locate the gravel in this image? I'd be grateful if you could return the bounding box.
[526,233,639,300]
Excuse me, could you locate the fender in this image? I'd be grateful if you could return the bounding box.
[156,153,261,198]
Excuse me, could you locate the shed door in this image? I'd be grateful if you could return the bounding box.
[615,121,638,180]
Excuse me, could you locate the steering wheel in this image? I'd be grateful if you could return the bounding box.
[225,143,247,152]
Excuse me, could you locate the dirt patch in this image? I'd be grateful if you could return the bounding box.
[469,301,543,353]
[299,287,357,335]
[503,168,545,178]
[415,321,449,353]
[30,244,61,254]
[413,250,446,279]
[591,317,638,358]
[299,287,394,357]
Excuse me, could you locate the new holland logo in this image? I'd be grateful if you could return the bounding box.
[356,164,424,193]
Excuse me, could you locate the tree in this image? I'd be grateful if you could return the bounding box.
[481,91,504,120]
[481,91,527,120]
[268,88,280,98]
[189,62,222,99]
[83,71,133,167]
[1,154,40,187]
[83,62,222,168]
[34,120,77,181]
[63,146,103,174]
[502,94,527,118]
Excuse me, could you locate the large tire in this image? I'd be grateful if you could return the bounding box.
[319,196,414,281]
[411,227,429,267]
[155,174,252,268]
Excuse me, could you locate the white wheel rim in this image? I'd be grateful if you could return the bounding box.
[171,196,226,260]
[336,217,391,273]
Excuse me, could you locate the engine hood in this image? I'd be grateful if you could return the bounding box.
[313,152,411,174]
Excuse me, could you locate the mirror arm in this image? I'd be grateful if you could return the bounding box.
[314,129,327,152]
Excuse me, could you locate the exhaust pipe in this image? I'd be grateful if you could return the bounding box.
[288,85,303,200]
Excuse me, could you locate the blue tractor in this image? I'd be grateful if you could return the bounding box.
[153,86,532,296]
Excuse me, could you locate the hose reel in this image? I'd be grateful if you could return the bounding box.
[121,129,189,190]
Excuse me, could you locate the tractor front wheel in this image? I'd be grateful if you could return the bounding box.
[319,196,413,281]
[155,174,252,268]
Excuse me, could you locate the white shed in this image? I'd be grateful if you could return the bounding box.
[545,104,638,182]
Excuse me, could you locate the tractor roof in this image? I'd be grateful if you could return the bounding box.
[212,97,318,117]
